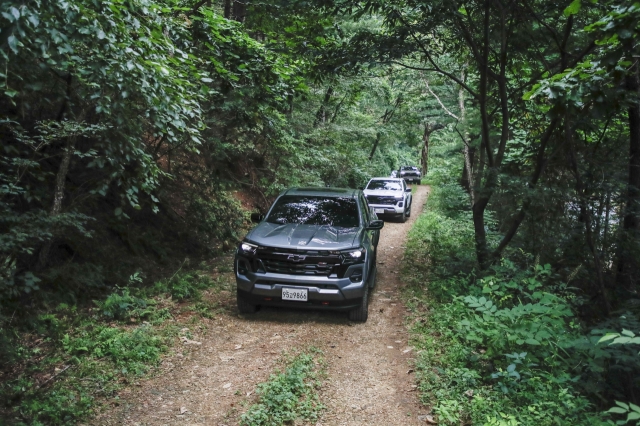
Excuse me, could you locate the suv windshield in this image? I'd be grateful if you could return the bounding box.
[366,180,402,191]
[266,196,360,227]
[401,166,417,171]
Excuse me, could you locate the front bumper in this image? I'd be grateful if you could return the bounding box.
[368,203,404,216]
[235,260,368,310]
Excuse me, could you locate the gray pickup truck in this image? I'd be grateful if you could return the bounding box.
[234,187,384,322]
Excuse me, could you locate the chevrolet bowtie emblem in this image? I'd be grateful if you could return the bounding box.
[287,254,307,262]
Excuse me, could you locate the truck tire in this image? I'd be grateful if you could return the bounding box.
[348,285,369,322]
[237,290,258,314]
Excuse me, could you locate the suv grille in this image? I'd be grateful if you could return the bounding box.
[366,195,398,205]
[255,248,342,276]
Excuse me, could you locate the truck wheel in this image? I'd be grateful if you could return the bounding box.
[237,290,257,314]
[399,210,407,223]
[348,285,369,322]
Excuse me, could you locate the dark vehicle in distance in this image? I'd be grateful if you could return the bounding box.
[234,187,383,322]
[399,166,421,184]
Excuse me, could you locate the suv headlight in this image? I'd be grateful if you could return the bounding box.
[239,242,257,255]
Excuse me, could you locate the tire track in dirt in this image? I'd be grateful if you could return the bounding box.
[96,185,430,426]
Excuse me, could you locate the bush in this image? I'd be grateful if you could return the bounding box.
[404,183,611,425]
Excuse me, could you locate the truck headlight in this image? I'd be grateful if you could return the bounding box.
[240,242,257,255]
[341,247,365,264]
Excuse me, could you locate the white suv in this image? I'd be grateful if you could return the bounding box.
[363,178,412,223]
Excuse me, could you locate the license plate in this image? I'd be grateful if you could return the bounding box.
[374,208,385,214]
[282,287,308,302]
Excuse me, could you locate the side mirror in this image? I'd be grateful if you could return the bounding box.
[250,212,264,223]
[405,187,411,192]
[366,219,384,230]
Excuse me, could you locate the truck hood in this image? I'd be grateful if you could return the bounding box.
[246,222,361,250]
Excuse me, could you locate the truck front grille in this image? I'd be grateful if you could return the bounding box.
[366,195,398,205]
[254,248,342,276]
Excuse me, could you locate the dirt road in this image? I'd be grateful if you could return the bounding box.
[98,185,430,425]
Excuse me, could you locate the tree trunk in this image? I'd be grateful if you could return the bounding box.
[566,119,611,314]
[313,86,333,128]
[37,137,76,269]
[369,132,381,161]
[232,0,246,22]
[421,126,429,175]
[616,61,640,288]
[224,0,231,18]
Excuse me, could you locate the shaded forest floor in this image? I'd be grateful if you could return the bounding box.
[94,185,431,425]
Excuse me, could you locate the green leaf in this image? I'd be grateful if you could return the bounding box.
[628,412,640,421]
[7,35,18,54]
[621,329,635,337]
[616,401,630,410]
[607,407,627,414]
[597,333,620,344]
[525,338,540,345]
[564,0,581,16]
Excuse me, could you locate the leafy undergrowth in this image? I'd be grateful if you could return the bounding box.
[0,258,236,425]
[401,184,617,426]
[240,349,326,426]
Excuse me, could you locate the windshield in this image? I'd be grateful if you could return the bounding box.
[401,166,417,171]
[366,180,402,191]
[266,196,360,227]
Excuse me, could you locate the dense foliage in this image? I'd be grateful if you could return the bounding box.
[402,138,633,425]
[1,0,640,423]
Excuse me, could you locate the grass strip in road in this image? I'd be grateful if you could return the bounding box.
[241,349,326,426]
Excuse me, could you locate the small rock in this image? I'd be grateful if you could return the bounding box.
[418,414,437,424]
[234,344,242,350]
[387,346,394,349]
[223,383,232,389]
[180,407,187,414]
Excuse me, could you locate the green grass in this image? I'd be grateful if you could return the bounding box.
[0,266,234,425]
[240,349,326,426]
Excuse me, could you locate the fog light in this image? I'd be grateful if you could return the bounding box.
[350,267,363,282]
[237,260,249,275]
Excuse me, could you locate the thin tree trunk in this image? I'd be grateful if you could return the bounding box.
[421,125,429,175]
[458,66,475,205]
[567,119,611,314]
[38,137,76,269]
[616,62,640,288]
[604,191,611,260]
[369,132,381,161]
[224,0,231,18]
[232,0,246,22]
[313,86,333,128]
